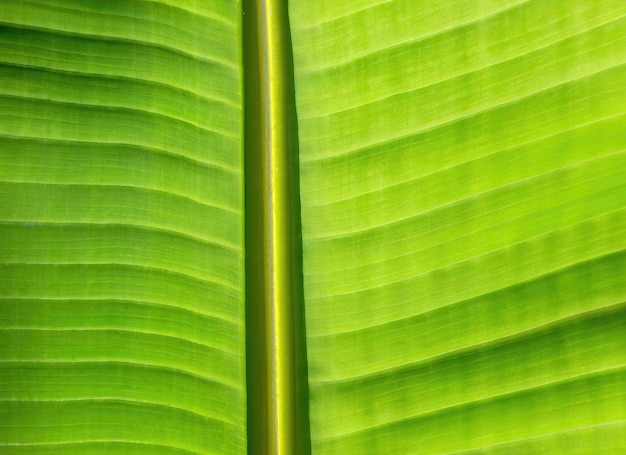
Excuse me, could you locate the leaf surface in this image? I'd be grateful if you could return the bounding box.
[289,1,626,453]
[0,1,245,453]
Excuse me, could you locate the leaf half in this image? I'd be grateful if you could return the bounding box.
[289,0,626,453]
[0,1,246,453]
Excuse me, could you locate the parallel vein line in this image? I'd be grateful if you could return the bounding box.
[0,440,205,454]
[0,261,240,291]
[0,397,240,428]
[292,0,395,31]
[311,233,624,302]
[307,150,624,240]
[0,360,241,390]
[0,134,240,175]
[26,0,237,28]
[308,250,625,336]
[0,327,239,356]
[0,20,239,70]
[0,108,236,147]
[314,301,626,385]
[138,0,237,25]
[0,134,240,174]
[300,12,626,117]
[0,56,240,109]
[442,420,626,454]
[299,0,531,71]
[0,221,241,252]
[318,365,626,440]
[312,300,626,384]
[309,112,626,206]
[306,206,625,278]
[0,180,239,214]
[0,61,241,108]
[22,0,238,27]
[1,94,239,140]
[302,64,626,163]
[0,296,241,326]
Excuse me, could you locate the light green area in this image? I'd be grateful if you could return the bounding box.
[0,1,245,454]
[3,0,626,453]
[289,0,626,453]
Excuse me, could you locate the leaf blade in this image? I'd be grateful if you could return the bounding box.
[290,0,626,452]
[0,1,246,453]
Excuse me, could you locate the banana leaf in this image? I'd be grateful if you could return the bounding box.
[1,0,625,454]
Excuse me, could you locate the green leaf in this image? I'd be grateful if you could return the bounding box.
[289,0,626,453]
[2,0,626,454]
[0,1,245,454]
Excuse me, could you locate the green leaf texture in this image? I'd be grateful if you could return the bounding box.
[0,1,245,454]
[289,0,626,453]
